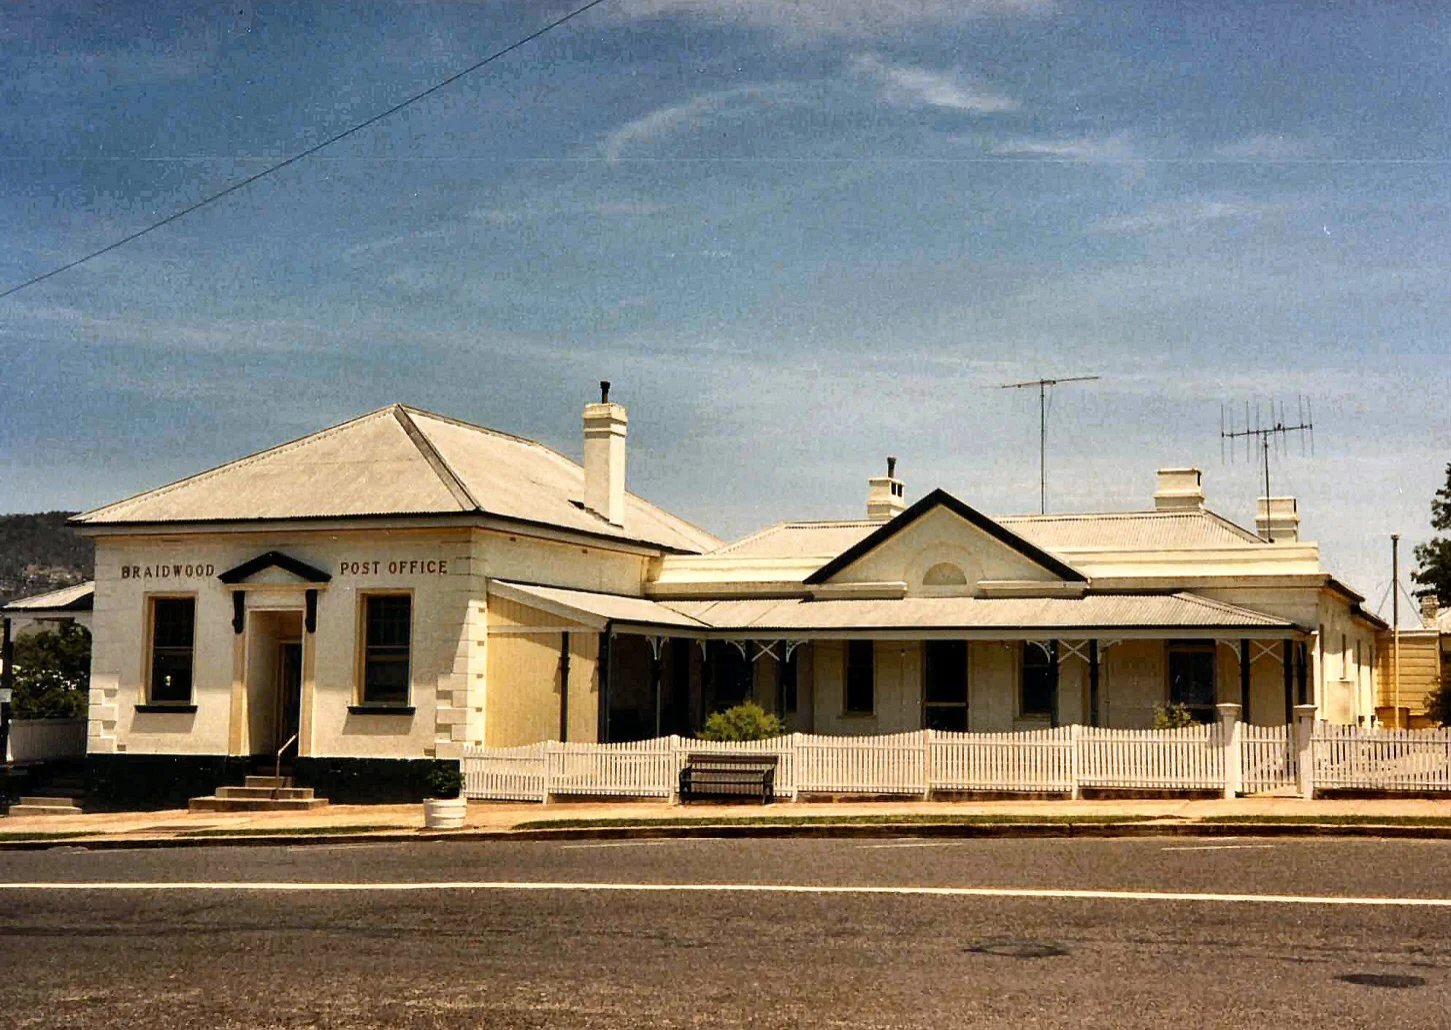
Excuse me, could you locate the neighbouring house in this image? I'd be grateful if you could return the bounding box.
[66,388,1385,797]
[1373,596,1449,728]
[0,580,94,688]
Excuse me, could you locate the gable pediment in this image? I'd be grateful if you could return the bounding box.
[805,490,1086,595]
[218,550,331,585]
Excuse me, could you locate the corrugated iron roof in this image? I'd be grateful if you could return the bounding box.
[73,405,719,555]
[489,582,1292,633]
[2,581,94,613]
[712,508,1264,559]
[664,592,1291,631]
[490,581,710,630]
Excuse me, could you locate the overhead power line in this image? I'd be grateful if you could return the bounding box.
[0,0,614,301]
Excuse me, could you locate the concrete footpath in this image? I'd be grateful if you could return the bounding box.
[3,795,1451,848]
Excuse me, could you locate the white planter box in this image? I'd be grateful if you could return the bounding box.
[423,796,467,829]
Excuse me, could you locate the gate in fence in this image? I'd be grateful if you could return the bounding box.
[1239,723,1298,794]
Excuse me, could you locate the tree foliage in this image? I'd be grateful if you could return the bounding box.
[1427,680,1451,729]
[699,701,785,742]
[9,622,91,719]
[1152,703,1197,730]
[1412,461,1451,606]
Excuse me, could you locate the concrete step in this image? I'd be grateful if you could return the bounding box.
[215,785,315,801]
[244,776,294,789]
[17,796,80,808]
[7,802,84,817]
[188,796,329,813]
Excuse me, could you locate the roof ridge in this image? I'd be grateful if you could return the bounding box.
[393,406,479,513]
[405,406,719,549]
[73,406,401,523]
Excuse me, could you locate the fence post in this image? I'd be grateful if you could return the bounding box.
[669,734,682,805]
[1069,724,1081,800]
[922,729,933,801]
[1294,705,1317,800]
[791,732,803,798]
[542,741,556,804]
[1217,703,1242,800]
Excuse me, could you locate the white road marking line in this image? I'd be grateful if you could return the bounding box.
[859,841,970,849]
[559,840,674,850]
[1161,844,1280,852]
[2,881,1451,907]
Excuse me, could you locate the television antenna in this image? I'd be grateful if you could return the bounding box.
[998,375,1100,514]
[1220,397,1314,542]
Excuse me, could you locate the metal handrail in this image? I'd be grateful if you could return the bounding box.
[274,732,299,783]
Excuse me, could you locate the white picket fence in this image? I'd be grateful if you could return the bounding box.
[461,719,1451,803]
[1312,724,1451,791]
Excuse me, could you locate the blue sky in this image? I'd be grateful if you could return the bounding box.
[1,0,1448,614]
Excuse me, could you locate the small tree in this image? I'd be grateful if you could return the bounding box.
[1412,461,1451,608]
[1152,703,1196,730]
[10,622,91,719]
[699,702,785,742]
[1426,681,1451,728]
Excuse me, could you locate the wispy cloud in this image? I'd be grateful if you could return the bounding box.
[601,85,802,163]
[612,0,1054,38]
[1214,134,1324,161]
[1090,197,1279,235]
[991,132,1140,163]
[854,55,1020,113]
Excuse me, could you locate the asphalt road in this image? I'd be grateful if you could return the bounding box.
[3,837,1451,1028]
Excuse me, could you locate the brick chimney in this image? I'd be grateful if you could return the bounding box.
[1422,594,1441,628]
[867,456,906,521]
[583,381,627,526]
[1255,496,1299,543]
[1153,468,1205,511]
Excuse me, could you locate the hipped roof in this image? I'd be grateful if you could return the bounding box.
[73,405,719,555]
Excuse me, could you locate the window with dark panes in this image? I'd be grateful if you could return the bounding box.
[1020,642,1056,717]
[1167,642,1215,721]
[362,594,412,704]
[845,639,874,714]
[149,597,195,703]
[780,646,799,715]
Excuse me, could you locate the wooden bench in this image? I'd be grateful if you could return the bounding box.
[679,753,778,804]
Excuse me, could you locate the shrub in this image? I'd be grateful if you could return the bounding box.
[1152,703,1196,730]
[699,702,785,742]
[1427,681,1451,728]
[425,762,464,800]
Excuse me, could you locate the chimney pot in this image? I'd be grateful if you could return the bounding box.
[1153,467,1205,511]
[1255,496,1299,543]
[867,458,906,521]
[583,390,627,526]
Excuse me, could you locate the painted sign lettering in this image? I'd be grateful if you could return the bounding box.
[338,559,449,576]
[120,563,216,580]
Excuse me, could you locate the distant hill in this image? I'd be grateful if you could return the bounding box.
[0,512,94,605]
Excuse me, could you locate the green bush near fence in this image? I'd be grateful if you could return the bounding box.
[699,702,785,742]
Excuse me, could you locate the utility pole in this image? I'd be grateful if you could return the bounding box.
[999,375,1100,514]
[1392,533,1402,730]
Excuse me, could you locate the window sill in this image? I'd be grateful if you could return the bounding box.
[135,704,197,714]
[347,705,416,716]
[840,711,876,718]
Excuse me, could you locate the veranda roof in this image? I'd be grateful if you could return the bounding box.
[492,581,1297,638]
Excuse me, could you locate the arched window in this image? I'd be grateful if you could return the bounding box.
[922,562,968,587]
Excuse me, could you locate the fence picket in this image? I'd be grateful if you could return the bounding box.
[461,721,1451,803]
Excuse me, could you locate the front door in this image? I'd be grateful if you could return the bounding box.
[275,642,303,753]
[924,640,969,731]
